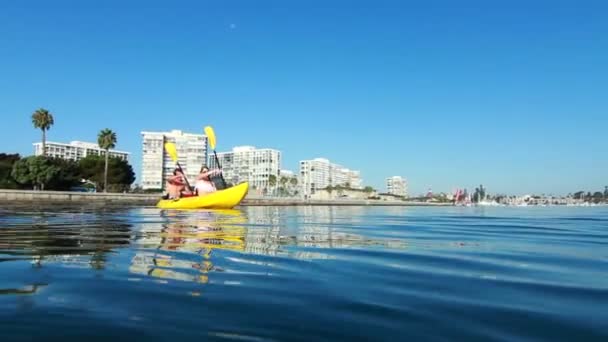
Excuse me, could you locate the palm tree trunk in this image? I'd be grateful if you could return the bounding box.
[104,149,109,193]
[42,129,46,156]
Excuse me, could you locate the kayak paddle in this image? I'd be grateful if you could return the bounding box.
[204,126,228,189]
[164,142,193,191]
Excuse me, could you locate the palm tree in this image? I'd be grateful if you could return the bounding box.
[268,175,277,195]
[31,108,54,156]
[289,177,298,196]
[278,176,288,197]
[98,129,117,193]
[280,176,288,187]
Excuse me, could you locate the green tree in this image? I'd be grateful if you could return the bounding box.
[268,174,277,195]
[0,154,21,189]
[278,176,289,197]
[78,155,135,192]
[97,129,117,192]
[46,158,81,190]
[31,108,54,156]
[280,176,288,187]
[593,191,603,203]
[604,186,608,200]
[573,191,584,200]
[363,186,374,193]
[11,156,60,190]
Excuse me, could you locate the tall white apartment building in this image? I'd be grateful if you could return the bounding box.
[209,146,281,191]
[300,158,331,196]
[386,176,408,197]
[300,158,362,197]
[141,130,208,190]
[33,141,129,161]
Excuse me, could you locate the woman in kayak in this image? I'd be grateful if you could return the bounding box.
[195,166,222,196]
[165,169,190,199]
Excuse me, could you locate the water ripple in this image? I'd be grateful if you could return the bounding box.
[0,204,606,340]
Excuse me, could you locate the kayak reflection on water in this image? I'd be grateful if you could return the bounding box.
[129,210,247,284]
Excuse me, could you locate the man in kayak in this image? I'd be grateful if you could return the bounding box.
[165,169,190,199]
[195,166,222,196]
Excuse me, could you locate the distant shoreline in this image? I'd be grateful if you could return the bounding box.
[0,189,450,207]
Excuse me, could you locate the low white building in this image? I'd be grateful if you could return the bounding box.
[33,141,129,161]
[209,146,281,192]
[344,169,362,189]
[300,158,362,197]
[386,176,408,197]
[280,169,295,178]
[141,130,208,190]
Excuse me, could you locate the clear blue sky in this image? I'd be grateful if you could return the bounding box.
[1,0,606,195]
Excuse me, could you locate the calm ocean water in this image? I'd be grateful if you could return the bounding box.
[0,204,606,341]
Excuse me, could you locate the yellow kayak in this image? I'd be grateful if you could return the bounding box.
[156,182,249,209]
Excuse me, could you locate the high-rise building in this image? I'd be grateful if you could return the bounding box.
[209,146,281,191]
[300,158,362,197]
[386,176,408,197]
[141,130,208,190]
[300,158,330,197]
[33,141,129,161]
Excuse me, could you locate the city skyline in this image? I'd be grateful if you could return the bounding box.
[1,1,607,195]
[22,124,607,197]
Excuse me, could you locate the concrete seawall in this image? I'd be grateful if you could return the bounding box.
[0,189,450,207]
[0,189,159,204]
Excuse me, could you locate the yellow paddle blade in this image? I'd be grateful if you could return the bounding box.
[204,126,216,150]
[164,142,178,162]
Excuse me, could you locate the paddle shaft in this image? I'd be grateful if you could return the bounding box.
[175,162,193,192]
[213,150,228,188]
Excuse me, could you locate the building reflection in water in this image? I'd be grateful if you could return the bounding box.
[1,205,407,289]
[242,206,406,259]
[130,206,407,285]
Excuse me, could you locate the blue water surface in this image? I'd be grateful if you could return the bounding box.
[0,205,607,341]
